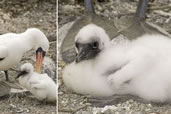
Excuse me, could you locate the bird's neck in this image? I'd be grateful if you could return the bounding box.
[20,33,38,52]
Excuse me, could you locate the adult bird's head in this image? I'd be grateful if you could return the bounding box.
[75,24,110,63]
[16,63,34,79]
[25,28,49,73]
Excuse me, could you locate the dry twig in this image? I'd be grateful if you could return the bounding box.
[154,10,171,17]
[149,4,171,10]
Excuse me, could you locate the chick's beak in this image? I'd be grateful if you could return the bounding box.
[15,71,28,79]
[75,43,100,63]
[35,47,46,73]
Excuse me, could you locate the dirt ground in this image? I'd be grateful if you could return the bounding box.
[0,0,56,114]
[58,0,171,114]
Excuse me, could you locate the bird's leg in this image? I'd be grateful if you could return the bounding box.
[4,70,9,81]
[135,0,148,21]
[87,94,147,107]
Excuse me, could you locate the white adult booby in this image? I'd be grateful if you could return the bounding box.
[16,63,56,102]
[63,23,171,103]
[0,28,49,81]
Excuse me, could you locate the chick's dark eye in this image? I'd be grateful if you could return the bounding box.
[92,42,99,49]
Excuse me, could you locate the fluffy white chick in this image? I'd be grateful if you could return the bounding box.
[63,24,115,97]
[63,23,171,103]
[16,63,56,102]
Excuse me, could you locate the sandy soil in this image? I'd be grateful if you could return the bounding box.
[0,0,56,114]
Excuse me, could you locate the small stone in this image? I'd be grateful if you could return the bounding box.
[16,108,24,113]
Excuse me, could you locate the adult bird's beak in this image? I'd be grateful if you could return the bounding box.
[35,47,46,73]
[15,71,28,79]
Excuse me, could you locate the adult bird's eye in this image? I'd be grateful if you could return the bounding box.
[0,58,4,61]
[75,42,79,48]
[92,42,99,49]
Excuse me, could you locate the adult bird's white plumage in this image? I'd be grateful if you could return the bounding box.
[16,63,56,102]
[63,23,171,103]
[0,28,49,80]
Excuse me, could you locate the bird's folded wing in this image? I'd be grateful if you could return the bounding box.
[30,80,46,89]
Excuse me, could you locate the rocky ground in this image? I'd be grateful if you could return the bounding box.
[58,0,171,114]
[0,0,56,114]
